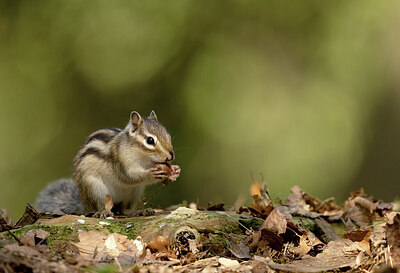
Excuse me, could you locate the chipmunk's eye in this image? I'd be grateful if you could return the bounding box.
[146,136,155,145]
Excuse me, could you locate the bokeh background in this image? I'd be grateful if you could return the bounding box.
[1,1,399,219]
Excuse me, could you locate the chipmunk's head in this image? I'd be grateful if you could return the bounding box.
[127,110,174,166]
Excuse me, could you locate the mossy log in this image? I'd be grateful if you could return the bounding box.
[1,208,263,254]
[1,206,354,257]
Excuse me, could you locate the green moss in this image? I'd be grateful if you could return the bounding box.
[330,222,347,238]
[101,222,137,239]
[5,221,139,249]
[6,224,78,249]
[239,216,263,231]
[93,265,120,273]
[204,233,228,253]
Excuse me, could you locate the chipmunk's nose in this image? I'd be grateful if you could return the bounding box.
[166,151,174,161]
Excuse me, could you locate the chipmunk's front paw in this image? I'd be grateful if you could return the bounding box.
[93,209,114,219]
[150,167,170,181]
[169,165,181,181]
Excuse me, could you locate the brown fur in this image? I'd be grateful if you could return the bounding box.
[73,112,174,214]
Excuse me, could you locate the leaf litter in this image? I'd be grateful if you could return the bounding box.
[0,179,399,272]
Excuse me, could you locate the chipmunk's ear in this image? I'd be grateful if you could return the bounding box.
[130,111,143,132]
[149,110,158,121]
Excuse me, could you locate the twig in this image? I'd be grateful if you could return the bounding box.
[0,222,22,245]
[218,211,254,234]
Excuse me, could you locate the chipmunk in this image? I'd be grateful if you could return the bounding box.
[35,110,181,218]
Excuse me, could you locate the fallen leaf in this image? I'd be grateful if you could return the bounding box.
[73,230,108,257]
[188,239,199,254]
[344,218,357,231]
[249,228,283,252]
[126,236,146,256]
[344,230,372,255]
[20,229,50,247]
[104,233,124,256]
[250,182,262,197]
[286,186,308,211]
[376,201,393,215]
[344,230,370,242]
[2,243,43,257]
[269,239,362,272]
[228,240,251,259]
[218,257,239,268]
[262,207,287,234]
[250,195,274,218]
[286,186,340,215]
[293,234,312,257]
[350,188,366,198]
[0,209,14,232]
[342,203,373,229]
[14,203,40,228]
[104,194,114,211]
[386,213,400,267]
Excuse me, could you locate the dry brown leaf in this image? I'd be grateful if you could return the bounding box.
[342,201,373,229]
[20,229,50,247]
[306,230,325,253]
[73,230,145,263]
[249,180,273,218]
[269,239,361,272]
[350,188,366,198]
[262,207,287,234]
[228,239,251,259]
[289,229,325,258]
[286,186,340,215]
[0,242,74,272]
[344,230,372,255]
[249,228,283,252]
[2,243,43,257]
[250,195,274,218]
[344,230,370,242]
[353,196,377,214]
[103,233,128,256]
[73,230,108,257]
[376,200,393,215]
[386,213,400,267]
[294,234,312,257]
[104,194,114,211]
[344,218,357,231]
[14,203,40,228]
[386,211,400,224]
[218,257,240,268]
[0,209,14,232]
[250,182,262,197]
[286,186,308,210]
[188,239,199,254]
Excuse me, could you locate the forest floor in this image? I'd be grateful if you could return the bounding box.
[0,179,399,273]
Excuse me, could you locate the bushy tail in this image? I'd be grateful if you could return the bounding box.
[35,178,83,215]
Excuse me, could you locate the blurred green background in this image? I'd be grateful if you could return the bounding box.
[1,1,399,219]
